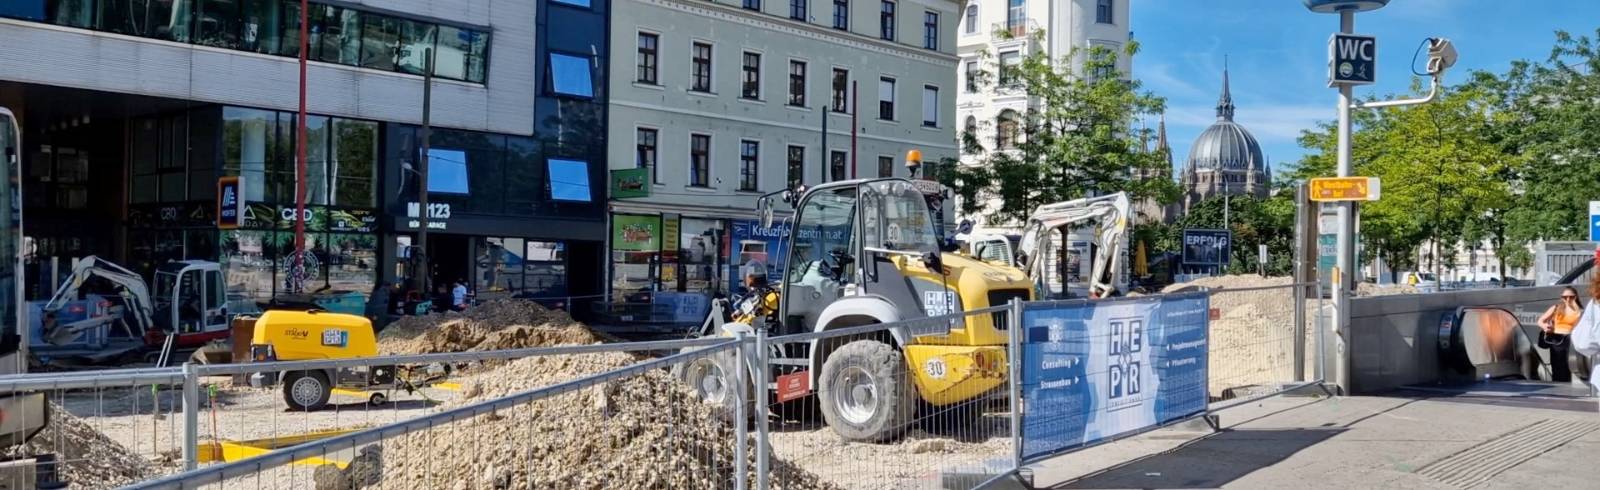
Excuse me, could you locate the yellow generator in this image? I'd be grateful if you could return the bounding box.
[248,309,417,411]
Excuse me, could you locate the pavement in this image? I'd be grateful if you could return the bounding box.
[1022,383,1599,489]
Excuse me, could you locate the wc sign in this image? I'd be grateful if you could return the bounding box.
[1328,33,1376,86]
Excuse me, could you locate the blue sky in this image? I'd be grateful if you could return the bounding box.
[1131,0,1600,175]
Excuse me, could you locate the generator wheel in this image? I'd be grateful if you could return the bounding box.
[672,347,758,423]
[369,392,388,406]
[818,340,914,443]
[283,371,331,411]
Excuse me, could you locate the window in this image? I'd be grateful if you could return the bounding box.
[963,116,978,142]
[831,68,849,113]
[636,128,659,184]
[436,25,489,83]
[964,4,977,34]
[878,156,894,178]
[921,159,940,181]
[548,159,593,202]
[742,52,762,99]
[740,141,760,191]
[359,13,400,71]
[637,32,659,84]
[788,60,808,107]
[426,149,471,194]
[833,0,849,29]
[791,0,807,21]
[922,85,939,128]
[744,0,761,9]
[879,1,895,41]
[692,42,713,93]
[690,134,711,187]
[1007,0,1026,35]
[549,53,595,97]
[997,110,1020,150]
[1096,0,1114,24]
[878,77,896,120]
[965,61,979,93]
[999,51,1021,86]
[787,146,805,189]
[331,119,378,207]
[830,151,848,181]
[553,0,592,6]
[923,11,939,50]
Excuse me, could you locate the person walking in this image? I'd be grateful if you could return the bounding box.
[1572,270,1600,398]
[451,279,470,312]
[1537,286,1583,382]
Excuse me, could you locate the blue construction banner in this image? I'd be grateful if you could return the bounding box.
[1019,293,1210,462]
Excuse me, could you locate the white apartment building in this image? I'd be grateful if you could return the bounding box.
[605,0,962,310]
[955,0,1131,233]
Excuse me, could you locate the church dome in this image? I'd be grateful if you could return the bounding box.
[1186,66,1268,173]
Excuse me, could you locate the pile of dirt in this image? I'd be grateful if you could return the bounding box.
[3,403,156,489]
[325,352,837,490]
[377,299,603,354]
[1356,282,1421,297]
[1163,275,1310,397]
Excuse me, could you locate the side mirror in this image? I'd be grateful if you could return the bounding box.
[956,219,974,235]
[757,197,774,229]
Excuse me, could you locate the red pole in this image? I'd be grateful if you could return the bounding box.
[851,80,858,179]
[293,0,310,293]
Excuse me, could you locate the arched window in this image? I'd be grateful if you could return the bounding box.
[963,115,978,141]
[996,110,1020,150]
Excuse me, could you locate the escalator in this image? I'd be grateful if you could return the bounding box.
[1402,306,1596,412]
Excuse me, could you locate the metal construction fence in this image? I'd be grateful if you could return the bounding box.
[0,286,1328,489]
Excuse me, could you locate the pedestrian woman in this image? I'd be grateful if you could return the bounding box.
[1537,286,1583,382]
[1574,270,1600,396]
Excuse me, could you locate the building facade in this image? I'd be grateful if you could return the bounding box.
[1181,66,1269,212]
[955,0,1131,232]
[0,0,609,314]
[603,0,961,321]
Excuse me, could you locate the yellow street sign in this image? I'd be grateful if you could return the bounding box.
[1309,177,1381,202]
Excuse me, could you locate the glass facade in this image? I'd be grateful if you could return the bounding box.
[0,0,490,83]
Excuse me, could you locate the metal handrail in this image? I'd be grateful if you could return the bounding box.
[193,336,730,376]
[0,368,186,392]
[127,340,742,490]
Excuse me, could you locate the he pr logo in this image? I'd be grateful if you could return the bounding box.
[1107,317,1144,410]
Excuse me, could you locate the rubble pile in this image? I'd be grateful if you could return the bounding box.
[3,403,156,489]
[377,299,603,354]
[1163,275,1311,398]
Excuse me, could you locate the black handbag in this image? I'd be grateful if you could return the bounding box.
[1538,330,1569,349]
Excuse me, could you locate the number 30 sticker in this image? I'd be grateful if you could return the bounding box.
[923,358,947,379]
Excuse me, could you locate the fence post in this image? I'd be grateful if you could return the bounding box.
[1293,282,1307,382]
[754,327,770,490]
[734,332,749,490]
[1007,298,1025,469]
[182,362,200,471]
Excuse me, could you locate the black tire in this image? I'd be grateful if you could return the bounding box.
[672,348,757,421]
[283,370,331,411]
[818,340,915,443]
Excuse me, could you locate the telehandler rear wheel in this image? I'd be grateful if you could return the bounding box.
[818,340,914,442]
[283,370,331,411]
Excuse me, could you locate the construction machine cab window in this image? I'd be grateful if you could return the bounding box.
[860,180,940,254]
[785,186,858,330]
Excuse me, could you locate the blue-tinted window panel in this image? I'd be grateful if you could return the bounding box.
[552,0,592,6]
[0,2,46,20]
[549,53,595,97]
[426,149,471,194]
[548,159,592,202]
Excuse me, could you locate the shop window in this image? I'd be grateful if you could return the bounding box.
[426,148,471,195]
[550,53,595,97]
[677,218,724,305]
[524,241,567,299]
[326,233,376,293]
[304,115,330,205]
[547,158,593,202]
[610,215,662,301]
[220,229,275,307]
[331,119,377,207]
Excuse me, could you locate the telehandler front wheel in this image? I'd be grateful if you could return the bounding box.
[818,340,915,443]
[283,370,331,411]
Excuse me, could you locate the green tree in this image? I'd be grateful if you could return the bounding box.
[941,36,1177,225]
[1165,194,1296,275]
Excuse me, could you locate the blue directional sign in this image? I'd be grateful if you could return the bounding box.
[1589,201,1600,242]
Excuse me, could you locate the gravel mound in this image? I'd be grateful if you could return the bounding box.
[3,403,156,489]
[336,352,837,490]
[377,299,603,354]
[1163,275,1310,398]
[1356,282,1421,296]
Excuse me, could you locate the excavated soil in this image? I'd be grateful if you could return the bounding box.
[313,352,837,490]
[377,299,603,355]
[1163,275,1316,397]
[2,403,158,489]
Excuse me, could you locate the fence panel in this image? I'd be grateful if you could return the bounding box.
[0,369,189,488]
[127,341,752,490]
[1206,283,1324,406]
[757,307,1018,490]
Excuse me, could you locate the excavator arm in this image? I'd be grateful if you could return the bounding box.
[41,256,155,343]
[1016,193,1130,299]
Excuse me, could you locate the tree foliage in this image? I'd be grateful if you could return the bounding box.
[940,36,1178,225]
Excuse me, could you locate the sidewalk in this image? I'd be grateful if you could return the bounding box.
[1024,389,1598,489]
